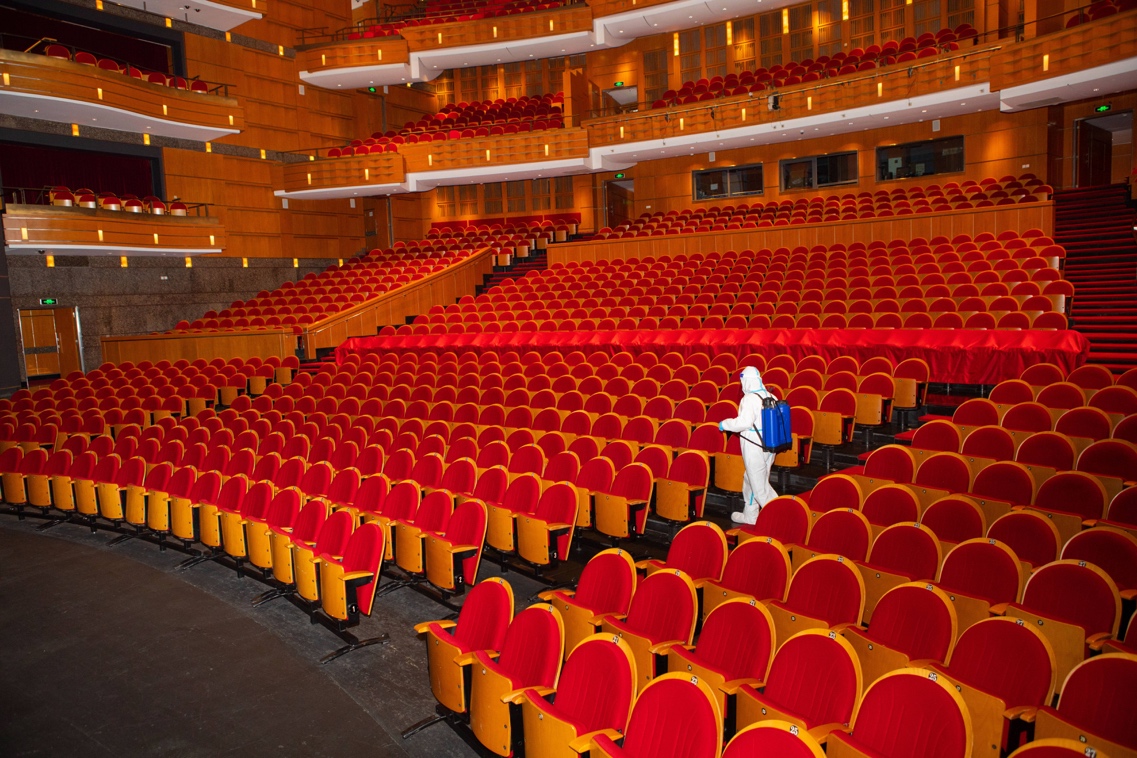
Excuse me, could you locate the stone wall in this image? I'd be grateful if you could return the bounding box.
[6,254,338,379]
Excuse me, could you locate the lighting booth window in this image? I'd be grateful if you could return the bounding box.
[876,135,965,181]
[693,163,764,200]
[781,151,859,191]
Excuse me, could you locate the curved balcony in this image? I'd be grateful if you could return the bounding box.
[108,0,264,33]
[0,50,243,141]
[275,128,592,199]
[2,200,225,258]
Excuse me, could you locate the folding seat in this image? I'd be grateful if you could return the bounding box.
[847,444,917,485]
[805,473,864,516]
[539,548,636,656]
[791,508,872,569]
[961,425,1015,461]
[1061,527,1137,601]
[857,522,942,622]
[724,721,827,758]
[1016,431,1076,471]
[1031,471,1109,545]
[72,453,120,526]
[0,447,35,508]
[985,509,1060,573]
[469,604,564,757]
[600,569,698,692]
[588,672,722,758]
[1055,406,1113,443]
[515,482,578,568]
[990,379,1036,405]
[924,614,1058,756]
[765,553,865,643]
[735,628,862,743]
[826,668,970,758]
[921,494,986,552]
[1078,439,1137,483]
[1007,740,1118,758]
[519,633,637,756]
[733,494,812,547]
[637,520,727,591]
[413,575,515,718]
[392,489,454,578]
[1034,653,1137,758]
[363,479,419,560]
[843,582,957,687]
[1007,560,1122,692]
[290,507,353,607]
[654,450,709,523]
[593,462,654,539]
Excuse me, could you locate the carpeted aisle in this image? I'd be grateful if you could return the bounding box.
[0,519,486,758]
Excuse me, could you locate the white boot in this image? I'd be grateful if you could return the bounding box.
[730,505,760,525]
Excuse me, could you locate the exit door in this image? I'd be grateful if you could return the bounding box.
[1075,118,1113,187]
[18,307,82,380]
[605,179,634,229]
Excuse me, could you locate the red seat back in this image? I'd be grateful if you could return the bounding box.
[868,584,955,662]
[937,539,1021,606]
[453,578,513,653]
[545,636,634,736]
[1051,655,1137,750]
[844,670,968,758]
[942,617,1054,709]
[623,571,697,646]
[1021,561,1119,637]
[572,549,636,616]
[762,631,860,728]
[495,605,563,687]
[663,522,726,582]
[783,556,863,626]
[618,676,720,758]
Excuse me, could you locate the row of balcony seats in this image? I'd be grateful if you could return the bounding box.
[171,246,477,333]
[418,533,1135,758]
[328,93,564,156]
[652,25,979,109]
[401,234,1071,334]
[593,176,1051,239]
[427,215,579,245]
[42,44,212,93]
[48,186,187,215]
[1066,0,1137,26]
[345,0,564,38]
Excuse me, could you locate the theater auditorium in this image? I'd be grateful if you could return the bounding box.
[1,0,1135,755]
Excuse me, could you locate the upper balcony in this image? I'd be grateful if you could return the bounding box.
[298,1,595,90]
[109,0,264,33]
[2,186,225,258]
[0,46,244,142]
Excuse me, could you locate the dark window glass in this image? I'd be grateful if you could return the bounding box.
[693,164,764,199]
[876,136,964,181]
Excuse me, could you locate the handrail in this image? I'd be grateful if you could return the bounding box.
[581,41,1000,126]
[297,0,584,46]
[0,33,235,97]
[3,186,212,216]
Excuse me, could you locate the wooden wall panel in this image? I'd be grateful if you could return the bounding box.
[620,108,1049,220]
[102,328,293,365]
[990,12,1137,91]
[550,202,1055,265]
[163,148,365,258]
[182,34,364,152]
[231,0,353,46]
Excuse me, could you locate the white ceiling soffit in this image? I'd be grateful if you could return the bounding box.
[999,56,1137,112]
[589,84,998,169]
[406,157,593,190]
[594,0,799,42]
[109,0,261,32]
[412,31,596,79]
[4,243,223,256]
[273,182,410,201]
[0,90,240,141]
[299,63,416,90]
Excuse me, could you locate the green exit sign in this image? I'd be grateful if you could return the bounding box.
[40,298,58,305]
[1095,103,1111,113]
[614,172,625,179]
[614,81,624,87]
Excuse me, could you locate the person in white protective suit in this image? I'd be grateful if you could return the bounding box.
[718,366,780,524]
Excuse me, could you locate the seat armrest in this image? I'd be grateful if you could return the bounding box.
[454,650,497,666]
[648,639,684,655]
[503,686,554,704]
[1087,632,1113,651]
[988,602,1010,615]
[808,723,850,743]
[588,611,623,625]
[1004,706,1038,723]
[570,729,623,753]
[537,589,574,601]
[413,619,456,634]
[721,677,765,695]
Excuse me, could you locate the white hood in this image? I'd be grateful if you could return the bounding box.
[740,366,767,394]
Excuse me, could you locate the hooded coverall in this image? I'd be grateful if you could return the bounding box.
[719,366,779,524]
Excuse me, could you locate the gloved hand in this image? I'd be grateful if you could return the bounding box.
[718,421,724,432]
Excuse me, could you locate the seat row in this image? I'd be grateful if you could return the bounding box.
[652,25,975,109]
[46,187,188,215]
[416,541,1136,758]
[595,176,1050,239]
[345,0,561,38]
[42,43,213,93]
[330,93,565,156]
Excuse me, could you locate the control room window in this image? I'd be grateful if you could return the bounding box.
[876,136,964,181]
[693,163,764,200]
[781,151,858,190]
